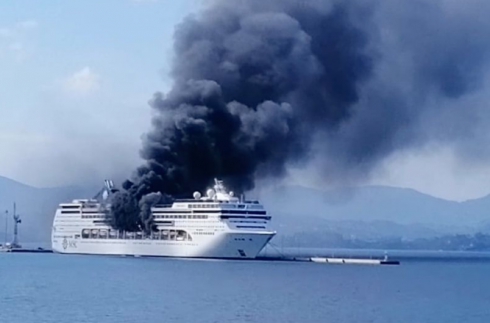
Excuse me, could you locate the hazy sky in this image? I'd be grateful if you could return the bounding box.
[0,0,199,186]
[2,0,490,202]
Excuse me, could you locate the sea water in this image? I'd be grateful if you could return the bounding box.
[1,253,489,323]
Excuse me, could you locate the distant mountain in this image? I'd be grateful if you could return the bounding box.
[0,176,95,243]
[258,185,490,239]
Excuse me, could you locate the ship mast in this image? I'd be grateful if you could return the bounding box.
[12,203,21,248]
[4,209,7,245]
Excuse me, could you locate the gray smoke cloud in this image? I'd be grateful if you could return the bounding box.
[138,192,163,232]
[110,0,490,231]
[109,191,139,231]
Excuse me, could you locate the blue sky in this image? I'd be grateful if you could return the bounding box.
[0,0,200,187]
[2,0,490,201]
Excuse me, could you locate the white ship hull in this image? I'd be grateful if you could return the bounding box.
[52,179,276,259]
[52,231,274,259]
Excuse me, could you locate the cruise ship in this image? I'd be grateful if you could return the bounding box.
[51,179,276,259]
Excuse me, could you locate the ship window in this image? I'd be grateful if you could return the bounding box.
[109,230,117,239]
[99,230,108,239]
[90,229,99,239]
[152,231,160,240]
[61,210,80,214]
[135,232,143,240]
[169,230,176,240]
[61,205,80,209]
[82,229,90,239]
[176,230,186,241]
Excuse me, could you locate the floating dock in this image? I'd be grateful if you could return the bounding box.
[256,255,400,265]
[309,256,399,265]
[0,248,52,253]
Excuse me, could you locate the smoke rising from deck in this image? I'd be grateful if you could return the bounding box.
[110,0,490,231]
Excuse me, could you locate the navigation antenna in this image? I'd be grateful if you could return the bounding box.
[214,178,225,193]
[93,179,119,202]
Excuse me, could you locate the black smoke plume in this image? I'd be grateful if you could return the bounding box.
[110,0,490,231]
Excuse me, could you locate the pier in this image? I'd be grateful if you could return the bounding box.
[0,247,52,253]
[256,255,400,265]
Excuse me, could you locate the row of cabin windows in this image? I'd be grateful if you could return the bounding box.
[153,215,208,219]
[187,203,247,209]
[60,210,80,214]
[61,205,80,209]
[230,220,267,224]
[188,204,217,208]
[236,225,266,229]
[81,229,192,241]
[60,211,105,216]
[194,231,215,235]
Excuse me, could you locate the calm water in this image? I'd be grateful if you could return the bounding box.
[1,253,490,323]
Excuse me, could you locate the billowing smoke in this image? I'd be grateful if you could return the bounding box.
[138,192,163,232]
[109,191,139,231]
[110,0,490,231]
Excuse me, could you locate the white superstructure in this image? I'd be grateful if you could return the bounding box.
[51,179,275,259]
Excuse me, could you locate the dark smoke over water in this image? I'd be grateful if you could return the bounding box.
[110,0,490,231]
